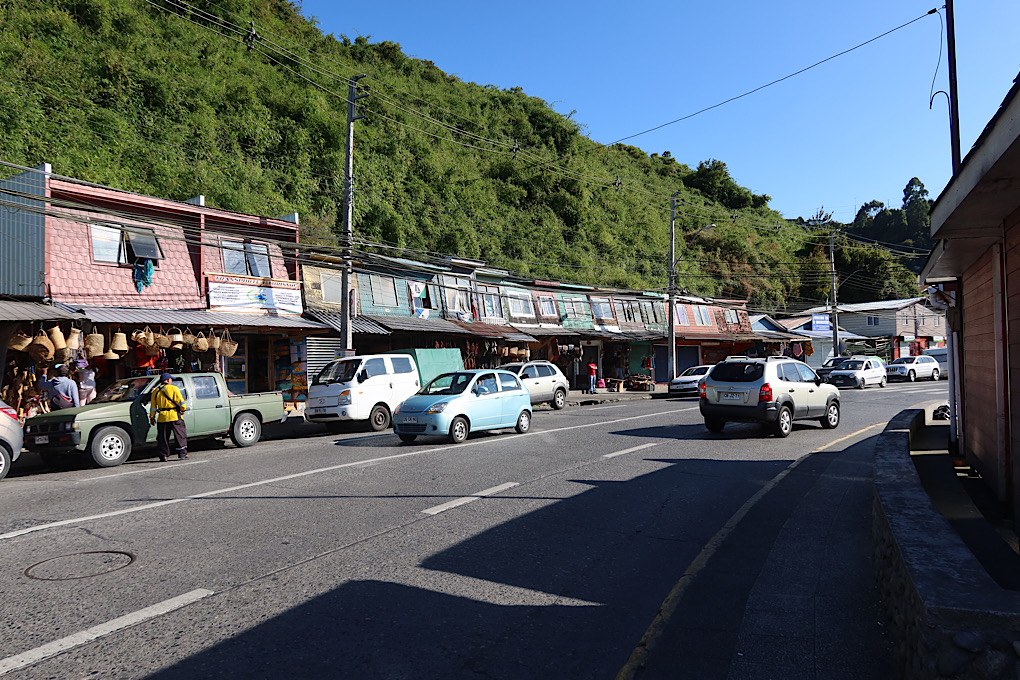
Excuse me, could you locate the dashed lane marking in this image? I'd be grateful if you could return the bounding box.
[603,442,660,459]
[422,482,519,515]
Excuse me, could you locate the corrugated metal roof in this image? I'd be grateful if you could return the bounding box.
[366,315,473,335]
[798,297,924,315]
[0,300,84,322]
[72,305,330,329]
[450,320,536,342]
[509,325,578,337]
[306,308,390,335]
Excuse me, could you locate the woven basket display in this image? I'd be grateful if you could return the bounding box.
[167,327,184,343]
[28,330,55,362]
[193,332,209,353]
[155,327,171,348]
[7,332,32,352]
[66,327,81,350]
[217,328,238,357]
[110,332,129,353]
[140,326,155,347]
[47,325,67,351]
[182,328,195,345]
[84,332,105,359]
[144,343,161,357]
[208,328,221,350]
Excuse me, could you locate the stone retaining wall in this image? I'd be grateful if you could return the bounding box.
[873,409,1020,679]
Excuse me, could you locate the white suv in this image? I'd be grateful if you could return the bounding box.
[500,360,569,409]
[699,356,841,437]
[826,356,887,389]
[887,355,940,381]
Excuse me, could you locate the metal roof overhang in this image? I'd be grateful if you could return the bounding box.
[451,320,536,342]
[510,325,577,338]
[71,305,330,330]
[306,308,390,335]
[0,301,84,322]
[753,330,812,342]
[367,315,473,335]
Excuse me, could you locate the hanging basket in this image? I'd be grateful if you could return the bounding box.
[28,330,55,362]
[208,328,221,350]
[7,331,32,352]
[170,341,184,351]
[101,349,120,360]
[154,327,171,348]
[140,326,155,347]
[193,331,209,353]
[111,332,129,353]
[167,327,184,343]
[144,343,162,357]
[217,328,238,357]
[53,347,72,365]
[182,327,196,345]
[84,331,105,359]
[66,327,81,350]
[47,324,67,351]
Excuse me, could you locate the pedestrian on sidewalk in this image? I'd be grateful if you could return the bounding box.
[149,372,189,461]
[587,360,598,394]
[43,364,80,411]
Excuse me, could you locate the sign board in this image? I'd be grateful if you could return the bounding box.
[207,273,302,314]
[811,314,831,332]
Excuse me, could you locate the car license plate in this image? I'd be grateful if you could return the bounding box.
[35,435,49,445]
[402,416,417,424]
[309,407,326,415]
[721,392,741,401]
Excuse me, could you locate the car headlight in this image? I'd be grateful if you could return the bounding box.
[339,390,351,406]
[426,402,448,414]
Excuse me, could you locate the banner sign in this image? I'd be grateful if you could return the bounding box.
[811,314,831,332]
[207,273,302,314]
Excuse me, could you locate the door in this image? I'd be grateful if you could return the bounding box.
[188,375,231,435]
[387,355,420,407]
[498,372,526,425]
[519,362,548,403]
[354,357,393,419]
[470,373,502,428]
[777,363,809,417]
[795,362,826,417]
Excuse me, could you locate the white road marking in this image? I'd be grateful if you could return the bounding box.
[1,406,699,541]
[422,482,519,515]
[78,460,209,482]
[0,589,213,675]
[587,404,628,411]
[603,442,660,459]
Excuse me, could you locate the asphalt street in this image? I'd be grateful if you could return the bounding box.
[0,379,948,679]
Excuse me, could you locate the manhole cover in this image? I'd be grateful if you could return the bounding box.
[25,551,136,581]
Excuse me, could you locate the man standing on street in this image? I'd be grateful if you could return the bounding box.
[149,372,189,461]
[44,364,80,410]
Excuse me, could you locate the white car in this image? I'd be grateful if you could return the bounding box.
[887,355,940,382]
[826,357,887,389]
[669,365,713,396]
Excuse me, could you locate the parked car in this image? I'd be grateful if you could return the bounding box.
[699,356,840,438]
[922,347,949,379]
[392,369,532,444]
[500,360,569,409]
[816,357,850,381]
[0,398,23,481]
[887,355,941,381]
[669,365,713,396]
[826,357,887,389]
[307,350,463,431]
[24,373,284,467]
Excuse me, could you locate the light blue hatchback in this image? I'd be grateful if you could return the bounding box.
[392,369,533,444]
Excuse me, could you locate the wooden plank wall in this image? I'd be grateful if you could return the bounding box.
[1007,213,1020,524]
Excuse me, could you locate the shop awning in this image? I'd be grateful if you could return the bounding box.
[0,301,84,322]
[451,321,536,342]
[510,325,579,338]
[69,305,331,330]
[365,315,474,335]
[306,308,391,335]
[753,330,812,342]
[618,330,665,341]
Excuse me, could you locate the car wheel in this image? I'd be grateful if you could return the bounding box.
[907,370,915,382]
[0,445,10,481]
[552,388,566,410]
[90,426,132,467]
[515,410,531,434]
[704,417,725,433]
[369,404,391,432]
[856,379,865,389]
[772,406,793,438]
[820,402,840,429]
[449,416,469,444]
[879,377,887,388]
[931,369,940,381]
[398,433,417,443]
[230,412,262,447]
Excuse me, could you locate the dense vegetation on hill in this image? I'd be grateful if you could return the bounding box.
[0,0,924,311]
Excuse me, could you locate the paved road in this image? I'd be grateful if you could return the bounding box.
[0,380,947,679]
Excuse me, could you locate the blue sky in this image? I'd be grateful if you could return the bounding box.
[298,1,1020,223]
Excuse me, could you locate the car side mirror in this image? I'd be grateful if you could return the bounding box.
[358,370,368,383]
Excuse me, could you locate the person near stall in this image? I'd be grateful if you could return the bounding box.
[76,365,97,404]
[148,372,189,461]
[587,360,598,394]
[42,364,80,411]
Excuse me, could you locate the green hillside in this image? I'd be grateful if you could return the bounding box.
[0,0,922,310]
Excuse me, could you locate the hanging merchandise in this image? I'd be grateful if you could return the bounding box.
[154,327,171,349]
[218,329,238,357]
[182,327,196,345]
[84,331,105,359]
[208,328,221,350]
[47,324,67,351]
[66,327,81,350]
[133,258,154,293]
[28,330,55,362]
[140,326,155,347]
[193,332,209,353]
[111,331,129,353]
[7,331,32,352]
[167,327,184,343]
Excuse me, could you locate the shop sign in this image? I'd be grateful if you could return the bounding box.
[208,273,303,314]
[811,314,831,332]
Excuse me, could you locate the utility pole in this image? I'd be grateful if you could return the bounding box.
[829,229,840,359]
[668,192,679,381]
[946,0,962,174]
[340,74,367,353]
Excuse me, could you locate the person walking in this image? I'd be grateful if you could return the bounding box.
[43,364,81,410]
[587,360,598,394]
[149,372,189,461]
[77,365,97,404]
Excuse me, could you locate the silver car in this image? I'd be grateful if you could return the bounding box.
[501,360,569,409]
[887,355,940,381]
[669,365,712,396]
[0,398,23,480]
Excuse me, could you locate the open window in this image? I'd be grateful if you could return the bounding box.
[90,224,164,264]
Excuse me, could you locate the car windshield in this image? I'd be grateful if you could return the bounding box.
[891,358,914,365]
[824,358,844,368]
[93,377,154,403]
[709,362,764,382]
[680,366,708,377]
[313,359,361,386]
[420,372,474,395]
[841,361,865,370]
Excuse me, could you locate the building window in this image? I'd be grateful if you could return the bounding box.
[508,292,535,317]
[590,298,614,322]
[369,275,398,307]
[90,224,164,264]
[321,274,343,302]
[724,309,739,324]
[408,281,439,312]
[674,304,690,325]
[536,296,558,318]
[562,297,588,319]
[867,316,880,326]
[642,301,663,324]
[693,305,713,326]
[477,285,503,319]
[445,277,473,315]
[223,239,271,277]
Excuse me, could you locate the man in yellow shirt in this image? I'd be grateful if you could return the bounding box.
[149,372,189,461]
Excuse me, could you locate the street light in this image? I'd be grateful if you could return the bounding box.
[668,192,715,380]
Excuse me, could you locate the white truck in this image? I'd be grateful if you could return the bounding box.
[305,349,463,431]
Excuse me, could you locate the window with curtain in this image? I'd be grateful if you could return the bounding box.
[537,296,558,317]
[508,292,535,317]
[369,275,398,307]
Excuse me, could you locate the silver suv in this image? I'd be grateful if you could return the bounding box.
[0,398,23,480]
[501,360,569,409]
[699,356,841,437]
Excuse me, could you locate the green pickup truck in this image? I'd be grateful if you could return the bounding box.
[24,372,285,467]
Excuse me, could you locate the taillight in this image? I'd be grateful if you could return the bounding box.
[699,381,707,398]
[1,406,18,422]
[758,383,773,402]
